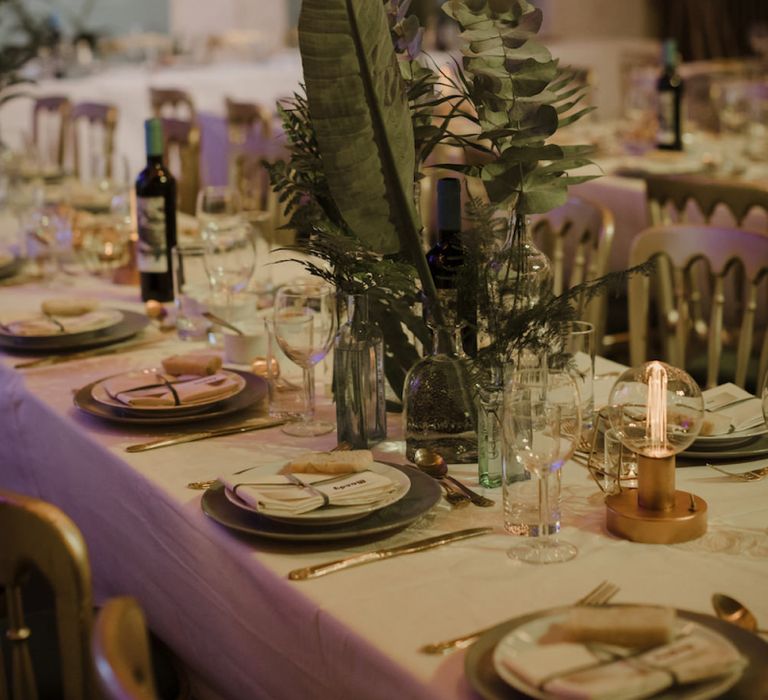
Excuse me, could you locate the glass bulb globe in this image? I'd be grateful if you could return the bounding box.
[607,361,704,458]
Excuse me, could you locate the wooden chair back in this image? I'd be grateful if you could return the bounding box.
[645,174,768,228]
[149,88,196,121]
[531,196,615,353]
[92,597,159,700]
[160,118,201,216]
[628,224,768,391]
[0,489,97,700]
[70,102,119,180]
[32,95,71,169]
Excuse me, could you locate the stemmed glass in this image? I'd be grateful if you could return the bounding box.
[503,368,581,564]
[273,282,337,436]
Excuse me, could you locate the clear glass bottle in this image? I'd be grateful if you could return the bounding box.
[491,211,552,313]
[334,293,386,448]
[403,325,477,463]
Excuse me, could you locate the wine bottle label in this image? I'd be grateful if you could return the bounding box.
[657,92,676,145]
[136,196,169,273]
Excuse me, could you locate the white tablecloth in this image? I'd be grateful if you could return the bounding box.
[1,274,767,699]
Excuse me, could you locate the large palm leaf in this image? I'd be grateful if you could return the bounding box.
[298,0,442,321]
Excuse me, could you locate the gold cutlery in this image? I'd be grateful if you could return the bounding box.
[287,527,493,580]
[14,336,164,369]
[419,580,620,654]
[707,463,768,481]
[126,417,285,454]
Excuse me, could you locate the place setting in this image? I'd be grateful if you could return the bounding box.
[200,448,443,542]
[0,296,149,354]
[463,600,768,700]
[73,350,268,426]
[680,382,768,461]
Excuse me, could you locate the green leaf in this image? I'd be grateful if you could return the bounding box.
[299,0,417,256]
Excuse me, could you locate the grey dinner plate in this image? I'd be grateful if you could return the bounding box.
[465,606,768,700]
[0,309,149,352]
[201,465,442,542]
[74,370,267,425]
[682,433,768,461]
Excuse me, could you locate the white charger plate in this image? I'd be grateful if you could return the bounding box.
[91,368,246,414]
[223,461,411,526]
[491,607,743,700]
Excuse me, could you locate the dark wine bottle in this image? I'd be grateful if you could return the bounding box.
[656,38,683,151]
[136,117,177,302]
[426,177,476,354]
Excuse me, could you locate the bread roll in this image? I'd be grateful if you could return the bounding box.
[282,450,374,475]
[161,353,223,376]
[41,298,99,317]
[560,606,675,648]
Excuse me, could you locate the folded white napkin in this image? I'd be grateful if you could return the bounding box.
[221,470,396,515]
[6,309,122,337]
[499,628,746,700]
[102,372,239,407]
[702,383,764,434]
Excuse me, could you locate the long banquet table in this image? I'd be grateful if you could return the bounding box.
[1,274,768,699]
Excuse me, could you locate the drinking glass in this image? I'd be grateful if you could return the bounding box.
[503,368,581,564]
[202,221,256,310]
[196,186,242,231]
[273,282,337,436]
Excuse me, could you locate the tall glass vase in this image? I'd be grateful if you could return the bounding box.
[403,325,477,463]
[333,293,386,448]
[477,364,503,488]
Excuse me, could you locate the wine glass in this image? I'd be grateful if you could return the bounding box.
[503,368,581,564]
[196,185,242,231]
[273,282,337,436]
[202,219,256,316]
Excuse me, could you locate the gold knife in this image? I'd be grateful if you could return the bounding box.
[287,527,493,580]
[14,337,163,369]
[125,417,285,453]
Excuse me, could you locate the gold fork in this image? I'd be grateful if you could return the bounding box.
[707,463,768,482]
[419,580,620,655]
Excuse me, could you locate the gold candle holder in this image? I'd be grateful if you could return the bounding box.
[605,454,707,544]
[604,361,708,545]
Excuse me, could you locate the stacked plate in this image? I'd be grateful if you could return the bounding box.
[202,461,442,542]
[74,367,267,425]
[0,308,149,353]
[465,606,768,700]
[684,386,768,460]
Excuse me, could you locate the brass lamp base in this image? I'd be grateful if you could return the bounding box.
[605,454,707,543]
[606,490,707,543]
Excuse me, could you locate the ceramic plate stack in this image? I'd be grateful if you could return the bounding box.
[201,463,442,542]
[74,368,267,425]
[0,309,149,353]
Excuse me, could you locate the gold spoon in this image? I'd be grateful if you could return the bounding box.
[712,593,768,634]
[413,448,495,507]
[202,311,244,336]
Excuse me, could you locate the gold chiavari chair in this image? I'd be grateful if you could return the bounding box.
[160,118,201,216]
[0,490,190,700]
[70,102,119,180]
[628,224,768,391]
[531,196,616,354]
[644,175,768,361]
[645,174,768,228]
[92,597,159,700]
[0,488,97,699]
[32,95,71,170]
[149,88,196,121]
